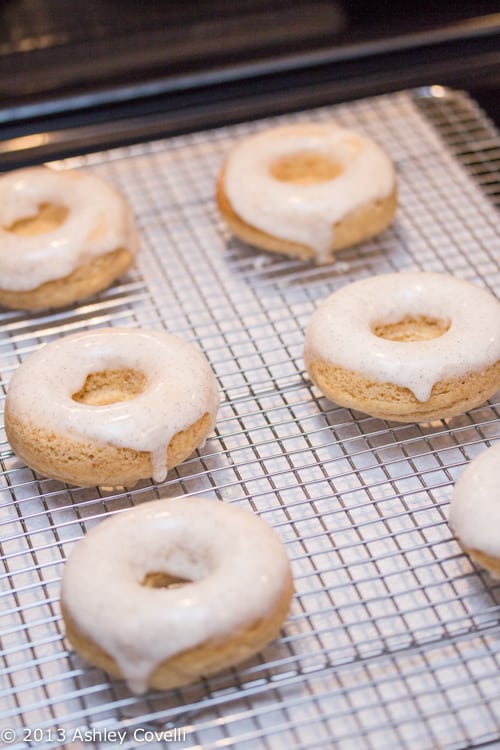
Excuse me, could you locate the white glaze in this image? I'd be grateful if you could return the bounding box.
[0,166,138,291]
[224,123,395,262]
[6,328,219,482]
[449,443,500,559]
[304,272,500,402]
[61,497,292,693]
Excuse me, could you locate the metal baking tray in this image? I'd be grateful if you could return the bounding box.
[1,86,499,750]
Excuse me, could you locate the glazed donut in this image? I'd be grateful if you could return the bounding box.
[449,443,500,578]
[5,328,219,487]
[61,497,294,693]
[217,123,397,263]
[304,272,500,422]
[0,166,138,310]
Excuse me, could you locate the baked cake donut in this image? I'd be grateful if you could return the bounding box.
[61,497,294,693]
[0,166,138,310]
[217,123,397,263]
[5,328,219,486]
[449,443,500,578]
[304,272,500,422]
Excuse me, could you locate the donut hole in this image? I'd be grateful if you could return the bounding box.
[6,202,69,236]
[72,368,147,406]
[142,572,191,589]
[270,151,343,185]
[373,315,450,342]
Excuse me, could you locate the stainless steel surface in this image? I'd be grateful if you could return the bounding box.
[1,87,499,750]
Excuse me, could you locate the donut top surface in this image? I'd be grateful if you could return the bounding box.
[304,272,500,402]
[6,327,219,483]
[223,123,396,262]
[449,443,500,558]
[0,166,138,291]
[61,497,292,694]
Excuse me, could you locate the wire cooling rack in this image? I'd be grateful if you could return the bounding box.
[1,87,500,750]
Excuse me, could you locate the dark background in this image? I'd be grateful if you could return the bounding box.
[1,1,498,165]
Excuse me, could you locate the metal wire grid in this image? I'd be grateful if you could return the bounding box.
[0,87,499,750]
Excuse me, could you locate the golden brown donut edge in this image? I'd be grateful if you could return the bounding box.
[5,407,212,487]
[61,571,294,691]
[305,355,500,423]
[0,246,134,311]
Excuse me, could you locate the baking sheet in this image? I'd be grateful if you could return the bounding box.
[1,87,500,750]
